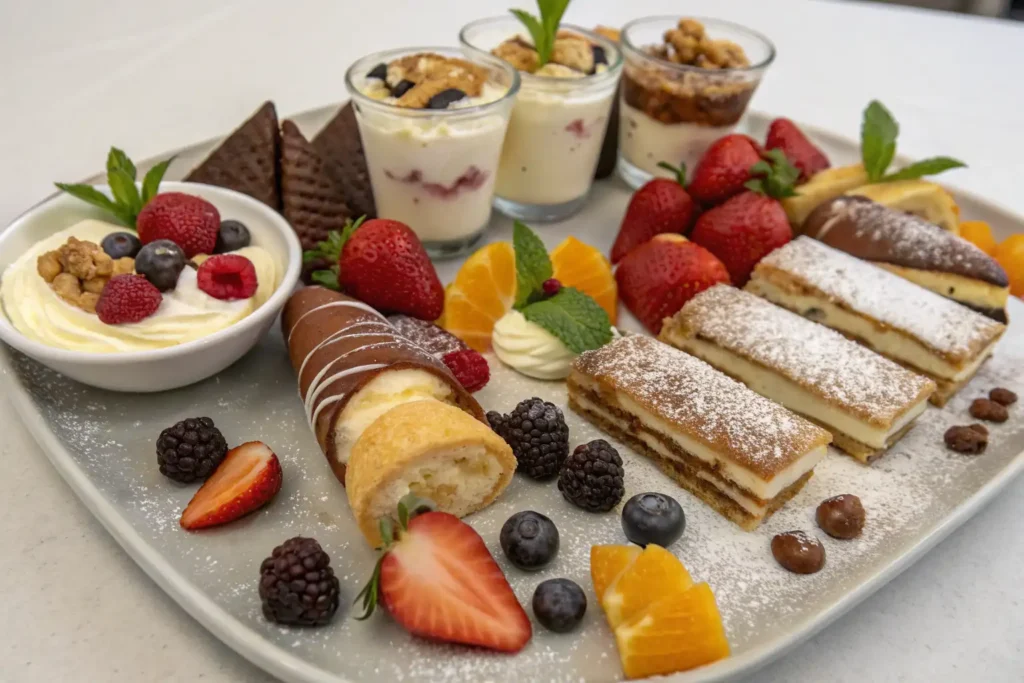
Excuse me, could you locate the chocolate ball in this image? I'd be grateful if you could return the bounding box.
[969,398,1008,423]
[989,387,1017,406]
[944,424,988,454]
[771,531,825,574]
[816,494,865,540]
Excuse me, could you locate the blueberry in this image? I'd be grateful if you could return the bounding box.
[135,239,186,292]
[214,219,251,253]
[591,45,608,70]
[391,79,415,98]
[100,232,141,259]
[532,578,586,633]
[499,510,559,571]
[426,88,467,110]
[366,62,387,80]
[621,492,685,548]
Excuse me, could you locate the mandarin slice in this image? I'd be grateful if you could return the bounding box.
[614,582,730,679]
[602,544,692,628]
[441,241,516,351]
[959,220,997,256]
[590,545,642,603]
[551,236,618,324]
[995,234,1024,297]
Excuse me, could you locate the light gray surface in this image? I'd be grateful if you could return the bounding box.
[2,0,1024,681]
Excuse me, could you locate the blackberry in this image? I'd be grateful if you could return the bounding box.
[259,537,340,626]
[156,416,228,483]
[490,398,569,480]
[558,439,625,512]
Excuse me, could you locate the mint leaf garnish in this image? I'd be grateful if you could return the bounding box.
[882,156,966,182]
[861,100,899,182]
[513,221,553,308]
[141,156,174,204]
[56,146,171,227]
[107,147,137,181]
[521,287,611,354]
[510,0,571,67]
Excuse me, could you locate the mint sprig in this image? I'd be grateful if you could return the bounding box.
[303,216,367,290]
[55,147,174,228]
[860,100,965,183]
[513,220,553,307]
[510,0,572,68]
[521,287,612,354]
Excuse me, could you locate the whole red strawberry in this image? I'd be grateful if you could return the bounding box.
[335,218,444,320]
[197,254,259,300]
[137,192,220,258]
[96,274,163,324]
[615,234,730,334]
[610,163,697,264]
[687,134,762,206]
[765,118,830,182]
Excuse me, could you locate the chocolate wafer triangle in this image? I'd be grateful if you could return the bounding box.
[280,119,354,251]
[185,101,281,210]
[312,102,376,220]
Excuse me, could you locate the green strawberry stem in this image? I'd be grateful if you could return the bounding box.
[744,149,799,199]
[55,147,173,228]
[303,216,368,290]
[656,161,687,187]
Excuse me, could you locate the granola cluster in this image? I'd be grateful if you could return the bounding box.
[492,31,601,77]
[37,237,134,313]
[365,53,488,109]
[656,19,750,69]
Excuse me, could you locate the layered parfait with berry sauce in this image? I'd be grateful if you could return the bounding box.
[0,150,279,352]
[345,49,519,258]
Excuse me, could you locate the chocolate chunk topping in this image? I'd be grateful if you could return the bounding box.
[771,531,825,574]
[969,398,1008,423]
[944,424,988,454]
[989,387,1017,406]
[815,494,865,540]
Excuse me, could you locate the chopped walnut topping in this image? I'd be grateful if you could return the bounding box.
[384,53,487,108]
[552,34,594,74]
[59,237,113,280]
[37,251,62,283]
[51,272,82,302]
[112,256,135,276]
[36,237,135,313]
[662,18,750,69]
[493,37,540,73]
[593,25,621,43]
[78,292,100,314]
[492,32,602,77]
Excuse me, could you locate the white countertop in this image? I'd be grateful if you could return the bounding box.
[1,0,1022,681]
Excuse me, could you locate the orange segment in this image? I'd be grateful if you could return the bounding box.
[442,242,516,351]
[602,545,692,628]
[995,234,1024,298]
[614,583,730,679]
[960,220,997,256]
[551,236,618,324]
[590,545,642,602]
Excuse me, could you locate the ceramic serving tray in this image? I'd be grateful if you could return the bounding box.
[3,106,1023,683]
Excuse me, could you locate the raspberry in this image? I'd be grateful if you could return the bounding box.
[542,278,562,296]
[197,254,258,300]
[442,349,490,392]
[136,192,220,257]
[96,275,163,324]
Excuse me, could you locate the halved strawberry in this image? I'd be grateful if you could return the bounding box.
[180,441,282,530]
[356,498,532,653]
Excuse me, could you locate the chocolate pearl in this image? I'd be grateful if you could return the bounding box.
[969,398,1008,423]
[944,424,988,454]
[771,531,825,574]
[816,494,865,540]
[989,387,1017,406]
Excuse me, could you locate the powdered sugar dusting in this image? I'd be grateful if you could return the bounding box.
[674,285,933,424]
[573,335,830,477]
[758,237,1004,360]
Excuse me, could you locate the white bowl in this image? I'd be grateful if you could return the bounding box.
[0,181,301,392]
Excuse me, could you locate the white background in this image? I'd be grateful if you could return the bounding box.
[1,0,1022,680]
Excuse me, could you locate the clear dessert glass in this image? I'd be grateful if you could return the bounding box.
[617,17,775,189]
[345,47,519,259]
[460,17,623,223]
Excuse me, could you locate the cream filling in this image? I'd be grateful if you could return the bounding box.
[569,376,827,500]
[878,265,1009,310]
[331,369,455,465]
[747,278,997,381]
[571,391,825,517]
[671,336,930,449]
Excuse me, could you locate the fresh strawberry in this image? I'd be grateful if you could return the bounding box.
[356,497,532,653]
[197,254,258,300]
[442,349,490,392]
[136,192,220,257]
[687,134,763,206]
[610,163,697,264]
[689,150,799,286]
[615,234,730,334]
[765,118,830,182]
[305,218,445,321]
[180,441,282,530]
[96,274,162,324]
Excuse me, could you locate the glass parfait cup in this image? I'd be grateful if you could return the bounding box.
[345,47,520,258]
[617,16,775,189]
[460,17,623,223]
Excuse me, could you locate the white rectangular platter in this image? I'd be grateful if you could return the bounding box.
[3,105,1023,683]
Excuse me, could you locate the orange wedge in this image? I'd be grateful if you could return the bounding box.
[590,545,642,603]
[602,544,692,628]
[441,242,516,351]
[551,236,618,324]
[614,582,730,679]
[960,220,997,256]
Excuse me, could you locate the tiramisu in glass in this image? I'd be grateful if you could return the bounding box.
[345,48,519,257]
[618,17,774,189]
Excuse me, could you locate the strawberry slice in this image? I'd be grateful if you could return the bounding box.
[356,500,531,653]
[180,441,282,530]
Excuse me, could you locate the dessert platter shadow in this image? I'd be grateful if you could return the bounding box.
[3,103,1023,683]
